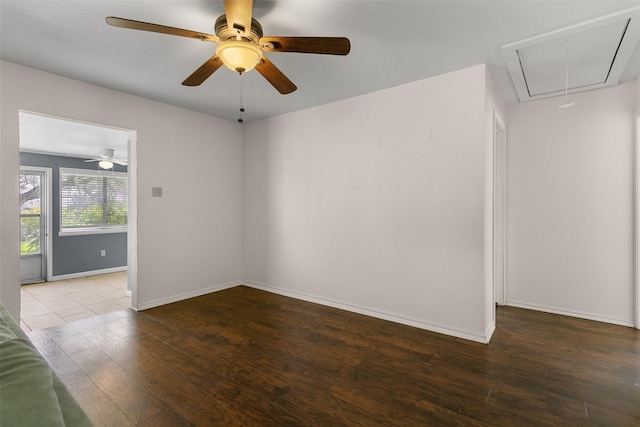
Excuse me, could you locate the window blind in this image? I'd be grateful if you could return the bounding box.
[60,168,127,230]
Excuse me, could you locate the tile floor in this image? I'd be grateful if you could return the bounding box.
[20,271,130,332]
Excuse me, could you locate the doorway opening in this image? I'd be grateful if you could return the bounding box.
[18,111,137,331]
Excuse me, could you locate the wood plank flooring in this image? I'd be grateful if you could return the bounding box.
[27,286,640,426]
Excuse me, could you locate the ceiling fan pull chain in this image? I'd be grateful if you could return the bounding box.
[238,73,245,123]
[558,39,575,109]
[564,43,569,102]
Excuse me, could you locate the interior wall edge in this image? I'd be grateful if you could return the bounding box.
[484,64,507,340]
[636,93,640,329]
[0,65,21,318]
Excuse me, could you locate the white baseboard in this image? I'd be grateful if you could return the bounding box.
[136,280,241,311]
[48,266,128,282]
[506,300,635,328]
[243,281,491,344]
[485,321,496,342]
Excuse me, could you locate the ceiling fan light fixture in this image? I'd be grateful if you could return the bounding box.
[99,160,114,169]
[215,41,262,74]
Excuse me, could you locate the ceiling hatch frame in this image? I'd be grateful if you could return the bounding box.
[502,6,640,102]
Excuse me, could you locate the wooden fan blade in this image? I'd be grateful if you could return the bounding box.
[106,17,219,42]
[259,37,350,55]
[182,55,225,86]
[223,0,253,37]
[255,56,297,94]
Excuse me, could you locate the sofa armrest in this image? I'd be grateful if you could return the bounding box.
[0,301,92,426]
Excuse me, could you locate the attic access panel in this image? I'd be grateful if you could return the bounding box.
[502,7,640,102]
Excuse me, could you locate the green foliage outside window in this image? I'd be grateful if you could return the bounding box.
[20,215,40,255]
[19,172,42,255]
[107,203,128,225]
[60,204,128,228]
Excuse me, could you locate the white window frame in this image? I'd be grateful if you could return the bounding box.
[58,167,128,237]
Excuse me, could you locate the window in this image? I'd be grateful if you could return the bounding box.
[20,170,43,254]
[59,167,127,235]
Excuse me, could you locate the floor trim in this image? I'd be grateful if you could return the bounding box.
[243,281,490,344]
[507,300,635,327]
[136,280,242,311]
[48,266,128,282]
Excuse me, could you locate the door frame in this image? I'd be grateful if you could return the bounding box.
[19,166,53,283]
[635,114,639,329]
[18,110,137,311]
[493,114,507,308]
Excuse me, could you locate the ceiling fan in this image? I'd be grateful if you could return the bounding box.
[84,148,127,169]
[106,0,351,94]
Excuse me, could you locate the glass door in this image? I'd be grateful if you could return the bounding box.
[20,168,48,283]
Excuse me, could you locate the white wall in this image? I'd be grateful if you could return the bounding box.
[5,57,635,336]
[506,81,637,326]
[244,64,497,342]
[0,60,244,318]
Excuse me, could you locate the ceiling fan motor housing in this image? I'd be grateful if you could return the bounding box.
[98,148,115,158]
[214,15,265,74]
[215,14,263,43]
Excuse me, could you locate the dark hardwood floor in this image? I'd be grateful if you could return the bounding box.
[27,286,640,426]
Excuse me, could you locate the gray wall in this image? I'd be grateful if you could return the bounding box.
[20,152,127,277]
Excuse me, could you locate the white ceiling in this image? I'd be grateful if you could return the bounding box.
[502,7,640,101]
[2,0,640,129]
[19,111,131,161]
[519,20,628,95]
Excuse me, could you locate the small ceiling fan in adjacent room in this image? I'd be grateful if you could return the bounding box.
[105,0,350,94]
[85,148,127,169]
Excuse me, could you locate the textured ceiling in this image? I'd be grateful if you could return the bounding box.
[2,0,640,125]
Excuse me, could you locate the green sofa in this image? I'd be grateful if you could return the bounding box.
[0,302,92,426]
